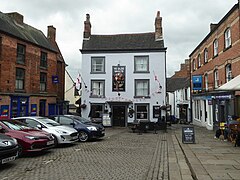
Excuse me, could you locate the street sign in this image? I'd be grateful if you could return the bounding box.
[182,126,195,144]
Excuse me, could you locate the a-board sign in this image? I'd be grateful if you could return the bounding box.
[182,126,195,144]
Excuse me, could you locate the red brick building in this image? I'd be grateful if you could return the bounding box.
[0,12,66,118]
[189,2,240,130]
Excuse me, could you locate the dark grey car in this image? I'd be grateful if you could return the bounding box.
[0,127,19,164]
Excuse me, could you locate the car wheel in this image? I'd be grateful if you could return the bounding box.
[18,144,23,157]
[53,135,58,147]
[79,131,89,142]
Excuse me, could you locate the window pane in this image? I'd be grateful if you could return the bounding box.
[136,80,148,96]
[17,44,25,64]
[40,52,47,68]
[92,57,104,73]
[135,56,149,72]
[40,73,47,91]
[91,81,104,96]
[16,68,25,90]
[136,105,148,120]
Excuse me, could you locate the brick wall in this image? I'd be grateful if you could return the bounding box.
[190,5,240,91]
[0,34,58,95]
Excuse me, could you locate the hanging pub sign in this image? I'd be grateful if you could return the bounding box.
[112,66,125,91]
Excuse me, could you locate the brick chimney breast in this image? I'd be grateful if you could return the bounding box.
[47,25,56,42]
[6,12,23,24]
[155,11,163,41]
[84,14,91,39]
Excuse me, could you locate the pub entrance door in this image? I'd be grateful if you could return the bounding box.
[112,105,126,127]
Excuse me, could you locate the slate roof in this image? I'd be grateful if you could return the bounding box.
[81,32,165,53]
[167,77,190,92]
[0,12,57,52]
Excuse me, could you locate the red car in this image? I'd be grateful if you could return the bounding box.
[0,119,55,156]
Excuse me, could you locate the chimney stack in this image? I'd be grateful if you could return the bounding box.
[210,23,217,32]
[84,14,91,39]
[6,12,23,24]
[155,11,163,41]
[47,25,56,42]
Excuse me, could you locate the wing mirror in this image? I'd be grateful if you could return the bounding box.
[36,124,42,129]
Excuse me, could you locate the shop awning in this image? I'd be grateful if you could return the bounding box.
[217,74,240,91]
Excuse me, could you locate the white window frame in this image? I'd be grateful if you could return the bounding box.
[204,48,208,63]
[205,74,208,91]
[134,56,149,72]
[213,39,218,56]
[91,80,105,97]
[198,54,201,68]
[224,28,231,49]
[91,57,105,73]
[193,59,196,71]
[225,64,232,83]
[135,79,149,97]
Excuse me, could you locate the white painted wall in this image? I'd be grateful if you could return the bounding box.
[81,51,166,123]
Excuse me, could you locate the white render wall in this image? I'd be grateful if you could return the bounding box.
[81,51,166,123]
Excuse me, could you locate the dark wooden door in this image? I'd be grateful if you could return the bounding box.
[112,106,125,127]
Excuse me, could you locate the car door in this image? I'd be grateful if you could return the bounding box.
[59,117,75,128]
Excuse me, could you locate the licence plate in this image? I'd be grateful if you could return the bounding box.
[2,156,16,164]
[47,140,54,145]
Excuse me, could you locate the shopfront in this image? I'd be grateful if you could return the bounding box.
[11,96,29,117]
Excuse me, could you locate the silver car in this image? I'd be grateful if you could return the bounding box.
[13,116,79,146]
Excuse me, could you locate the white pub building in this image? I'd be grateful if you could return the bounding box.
[80,12,167,127]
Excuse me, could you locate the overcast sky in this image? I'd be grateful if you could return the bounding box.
[1,0,238,78]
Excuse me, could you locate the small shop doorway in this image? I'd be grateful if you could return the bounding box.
[112,105,126,127]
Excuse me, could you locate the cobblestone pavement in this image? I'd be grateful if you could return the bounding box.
[0,127,170,180]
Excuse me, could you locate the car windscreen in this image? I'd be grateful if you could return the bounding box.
[38,118,61,126]
[1,120,29,130]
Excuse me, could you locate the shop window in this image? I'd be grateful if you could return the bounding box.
[134,56,149,72]
[91,57,105,73]
[40,51,47,68]
[89,104,104,122]
[135,104,149,120]
[15,68,25,90]
[17,44,26,64]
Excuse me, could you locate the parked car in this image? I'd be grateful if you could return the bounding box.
[49,115,105,142]
[0,132,19,165]
[13,116,79,146]
[0,119,54,156]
